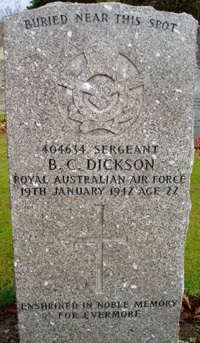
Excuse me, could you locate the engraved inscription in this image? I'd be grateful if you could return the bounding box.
[58,41,144,136]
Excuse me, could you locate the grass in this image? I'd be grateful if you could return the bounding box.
[185,155,200,296]
[0,120,200,304]
[0,119,15,306]
[0,284,15,307]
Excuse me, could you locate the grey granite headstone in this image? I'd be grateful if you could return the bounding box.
[0,22,5,113]
[4,3,197,343]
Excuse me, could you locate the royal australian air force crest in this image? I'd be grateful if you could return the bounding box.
[58,41,144,136]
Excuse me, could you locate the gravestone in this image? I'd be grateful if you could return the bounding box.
[4,3,197,343]
[0,22,5,113]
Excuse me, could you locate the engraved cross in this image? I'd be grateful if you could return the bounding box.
[75,205,128,294]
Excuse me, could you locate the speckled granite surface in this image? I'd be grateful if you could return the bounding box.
[4,3,197,343]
